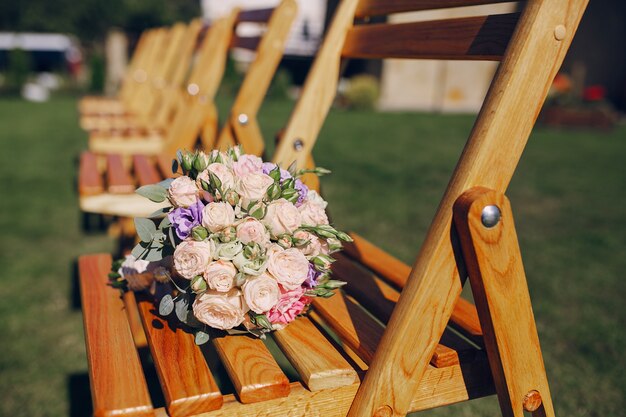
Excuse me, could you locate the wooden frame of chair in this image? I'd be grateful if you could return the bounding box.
[77,0,588,416]
[80,21,203,132]
[79,28,167,117]
[78,1,298,219]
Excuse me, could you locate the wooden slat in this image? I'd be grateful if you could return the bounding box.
[78,254,154,417]
[343,233,483,344]
[272,317,358,391]
[136,295,223,417]
[236,7,275,23]
[107,153,136,194]
[132,155,162,186]
[342,13,519,60]
[212,335,290,403]
[79,151,104,196]
[231,36,261,51]
[156,154,177,178]
[355,0,517,18]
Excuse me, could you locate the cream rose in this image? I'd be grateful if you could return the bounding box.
[236,217,270,246]
[267,248,309,290]
[242,273,280,314]
[293,230,328,258]
[298,200,329,225]
[206,162,235,190]
[236,172,274,207]
[204,260,237,292]
[192,289,248,330]
[173,240,213,279]
[232,154,263,177]
[202,202,235,233]
[305,190,328,209]
[168,176,199,208]
[263,198,302,236]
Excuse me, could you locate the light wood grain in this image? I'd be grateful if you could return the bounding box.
[136,294,223,417]
[212,335,290,403]
[355,0,516,18]
[453,187,554,417]
[78,254,155,417]
[79,151,104,196]
[156,154,177,178]
[342,13,518,61]
[106,154,135,194]
[348,1,588,415]
[272,316,358,391]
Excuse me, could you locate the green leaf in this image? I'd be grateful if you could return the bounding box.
[195,330,210,345]
[135,218,157,242]
[287,160,298,177]
[136,184,168,203]
[171,158,179,175]
[158,216,171,230]
[175,296,189,322]
[147,207,170,218]
[159,294,174,316]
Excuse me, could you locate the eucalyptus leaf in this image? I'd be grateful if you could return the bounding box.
[287,160,298,177]
[135,218,157,242]
[131,241,150,259]
[136,184,168,203]
[159,294,174,316]
[158,216,171,230]
[194,330,210,345]
[175,296,189,322]
[158,178,174,189]
[148,207,171,218]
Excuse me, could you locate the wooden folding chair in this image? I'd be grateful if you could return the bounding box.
[78,2,298,219]
[78,0,588,416]
[78,28,166,116]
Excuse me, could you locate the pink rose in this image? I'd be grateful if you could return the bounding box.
[202,202,235,232]
[232,154,263,177]
[236,217,270,246]
[204,260,237,292]
[293,230,328,258]
[192,289,248,330]
[305,190,328,209]
[267,248,309,290]
[298,200,329,226]
[266,286,309,326]
[242,273,280,314]
[168,176,199,208]
[206,162,235,190]
[235,172,274,207]
[173,240,213,279]
[263,198,302,236]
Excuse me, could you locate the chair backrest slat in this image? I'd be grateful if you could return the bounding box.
[342,13,518,60]
[355,0,517,18]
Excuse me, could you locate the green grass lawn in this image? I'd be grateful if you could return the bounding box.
[0,96,624,416]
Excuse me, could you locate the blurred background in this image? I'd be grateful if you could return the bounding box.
[0,1,624,417]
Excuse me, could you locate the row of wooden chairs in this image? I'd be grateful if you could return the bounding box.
[78,0,588,416]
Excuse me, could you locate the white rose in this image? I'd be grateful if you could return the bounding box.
[232,154,263,177]
[263,198,302,236]
[204,260,237,292]
[298,200,329,225]
[233,251,268,276]
[242,273,280,314]
[202,202,235,233]
[173,240,213,279]
[236,172,274,207]
[267,248,309,290]
[236,218,270,247]
[305,190,328,209]
[168,176,199,208]
[192,289,248,330]
[265,243,284,259]
[216,241,243,260]
[293,230,328,258]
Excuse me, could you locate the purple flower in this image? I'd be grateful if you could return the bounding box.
[294,179,308,207]
[303,263,321,288]
[168,199,204,240]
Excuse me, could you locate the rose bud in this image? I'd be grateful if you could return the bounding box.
[243,242,262,260]
[311,254,334,272]
[191,226,209,241]
[191,275,207,293]
[224,189,240,206]
[219,226,237,243]
[266,182,282,201]
[277,235,293,249]
[193,153,208,171]
[181,152,194,172]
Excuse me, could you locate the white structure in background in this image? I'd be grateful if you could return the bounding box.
[201,0,326,57]
[378,2,519,113]
[104,29,128,95]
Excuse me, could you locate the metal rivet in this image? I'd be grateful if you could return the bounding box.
[554,25,566,41]
[238,113,249,126]
[481,205,501,228]
[293,139,304,151]
[187,83,200,96]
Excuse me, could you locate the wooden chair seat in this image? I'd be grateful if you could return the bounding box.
[79,238,493,417]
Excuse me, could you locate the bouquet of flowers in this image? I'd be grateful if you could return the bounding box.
[109,147,351,343]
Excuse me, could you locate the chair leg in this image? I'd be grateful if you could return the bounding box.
[453,187,555,417]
